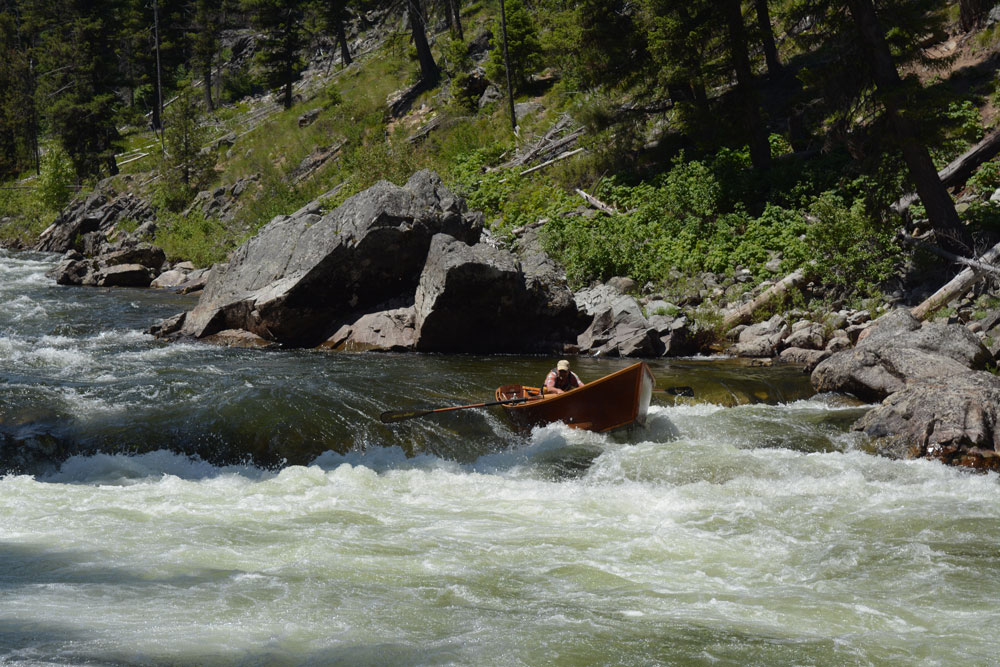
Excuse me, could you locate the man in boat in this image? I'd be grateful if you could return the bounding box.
[543,359,585,395]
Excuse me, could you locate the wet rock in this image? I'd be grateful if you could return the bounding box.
[325,306,417,351]
[202,329,276,348]
[779,347,830,370]
[96,264,155,287]
[854,371,1000,471]
[147,312,186,338]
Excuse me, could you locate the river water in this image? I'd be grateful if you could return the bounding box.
[2,249,999,665]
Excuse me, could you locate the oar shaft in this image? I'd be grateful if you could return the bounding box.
[380,394,540,424]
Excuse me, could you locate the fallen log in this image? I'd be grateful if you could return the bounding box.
[895,127,1000,215]
[910,240,1000,321]
[576,189,619,215]
[723,267,808,330]
[898,233,1000,277]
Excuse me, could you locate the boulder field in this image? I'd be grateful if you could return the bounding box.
[35,170,1000,470]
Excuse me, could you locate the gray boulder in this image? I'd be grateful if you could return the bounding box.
[413,234,573,352]
[854,371,1000,471]
[733,314,789,358]
[325,307,417,352]
[35,192,155,254]
[180,170,482,346]
[95,264,155,288]
[574,287,663,357]
[812,309,991,401]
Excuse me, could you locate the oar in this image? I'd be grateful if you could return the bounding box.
[654,386,695,397]
[380,395,540,424]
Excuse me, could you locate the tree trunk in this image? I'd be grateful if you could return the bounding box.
[723,268,808,330]
[409,0,439,84]
[723,0,771,170]
[846,0,971,252]
[960,0,992,31]
[895,127,1000,214]
[450,0,463,39]
[336,16,352,65]
[203,57,214,111]
[753,0,782,77]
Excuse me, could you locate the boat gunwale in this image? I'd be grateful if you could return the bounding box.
[497,361,655,433]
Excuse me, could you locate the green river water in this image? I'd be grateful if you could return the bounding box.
[2,249,999,665]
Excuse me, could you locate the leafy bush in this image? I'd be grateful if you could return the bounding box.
[154,210,229,267]
[803,192,902,295]
[37,145,76,212]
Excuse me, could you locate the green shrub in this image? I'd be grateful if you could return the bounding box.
[37,145,76,212]
[803,192,902,294]
[154,210,229,267]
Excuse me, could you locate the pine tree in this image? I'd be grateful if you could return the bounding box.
[163,82,212,188]
[243,0,306,109]
[189,0,225,110]
[484,0,540,94]
[0,7,37,179]
[31,0,123,177]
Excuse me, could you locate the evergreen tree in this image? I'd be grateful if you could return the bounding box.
[189,0,225,110]
[0,8,37,179]
[31,0,123,177]
[243,0,306,109]
[163,82,212,188]
[408,0,439,84]
[484,0,540,94]
[845,0,969,249]
[307,0,351,66]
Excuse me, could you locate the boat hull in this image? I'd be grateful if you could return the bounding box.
[496,362,655,433]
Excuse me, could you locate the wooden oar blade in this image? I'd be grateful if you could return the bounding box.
[654,386,695,397]
[379,408,434,423]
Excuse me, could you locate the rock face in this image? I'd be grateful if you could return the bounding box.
[48,243,166,288]
[811,308,1000,470]
[812,309,991,402]
[35,192,155,254]
[180,171,481,346]
[174,171,583,352]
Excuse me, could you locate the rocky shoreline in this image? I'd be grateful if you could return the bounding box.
[25,170,1000,471]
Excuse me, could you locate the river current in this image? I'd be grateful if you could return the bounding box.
[2,249,999,665]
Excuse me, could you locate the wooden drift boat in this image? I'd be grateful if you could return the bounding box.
[495,362,656,433]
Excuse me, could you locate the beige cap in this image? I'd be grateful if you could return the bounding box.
[557,359,571,371]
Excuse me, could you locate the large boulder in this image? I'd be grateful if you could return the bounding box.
[180,170,482,346]
[574,286,663,357]
[733,314,789,358]
[812,309,991,401]
[812,308,1000,470]
[412,234,573,352]
[854,371,1000,470]
[35,192,155,254]
[325,306,417,351]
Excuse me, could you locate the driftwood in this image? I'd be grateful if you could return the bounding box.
[899,233,1000,276]
[910,240,1000,321]
[515,147,585,177]
[575,189,619,215]
[723,267,808,330]
[500,114,586,169]
[895,127,1000,215]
